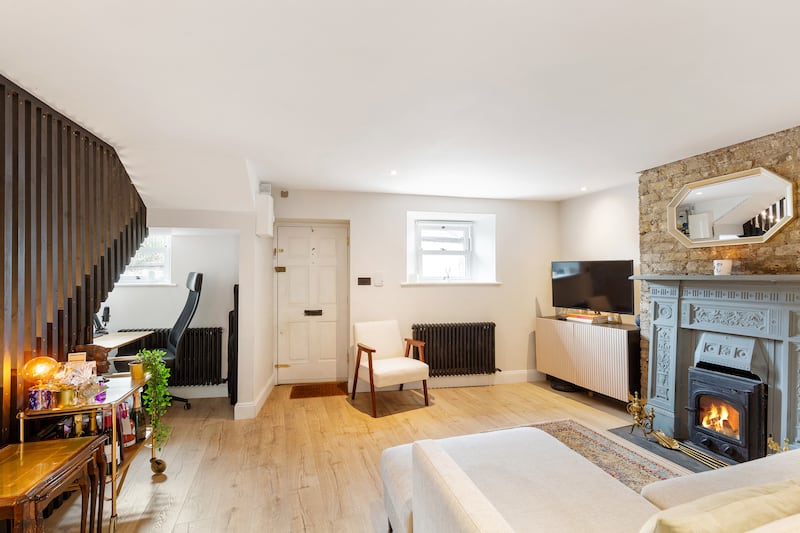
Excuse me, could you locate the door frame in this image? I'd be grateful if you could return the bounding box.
[273,221,350,384]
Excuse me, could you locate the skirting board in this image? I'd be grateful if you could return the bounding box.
[234,372,276,420]
[169,384,228,399]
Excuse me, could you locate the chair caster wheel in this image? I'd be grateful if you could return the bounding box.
[150,458,167,473]
[183,403,191,410]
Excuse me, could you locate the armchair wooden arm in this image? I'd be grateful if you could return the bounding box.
[403,338,426,362]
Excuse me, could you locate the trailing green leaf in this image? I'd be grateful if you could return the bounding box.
[136,348,172,451]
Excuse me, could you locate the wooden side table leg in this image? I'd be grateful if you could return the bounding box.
[78,468,90,533]
[95,446,106,533]
[87,457,98,533]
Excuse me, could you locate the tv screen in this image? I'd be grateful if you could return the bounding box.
[551,260,635,315]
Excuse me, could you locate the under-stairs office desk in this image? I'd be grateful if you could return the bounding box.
[75,331,153,374]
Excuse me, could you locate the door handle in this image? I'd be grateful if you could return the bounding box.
[304,309,323,316]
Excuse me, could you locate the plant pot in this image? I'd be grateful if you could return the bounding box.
[129,362,145,382]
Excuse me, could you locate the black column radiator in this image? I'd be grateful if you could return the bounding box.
[118,328,223,386]
[411,322,497,377]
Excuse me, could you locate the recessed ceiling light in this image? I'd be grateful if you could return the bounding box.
[580,187,588,192]
[389,169,398,176]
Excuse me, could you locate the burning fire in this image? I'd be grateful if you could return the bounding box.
[700,398,740,439]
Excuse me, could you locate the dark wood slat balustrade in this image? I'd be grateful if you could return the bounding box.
[0,74,147,444]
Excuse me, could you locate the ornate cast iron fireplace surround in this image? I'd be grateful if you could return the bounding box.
[634,274,800,458]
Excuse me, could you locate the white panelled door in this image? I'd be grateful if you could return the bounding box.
[276,225,348,384]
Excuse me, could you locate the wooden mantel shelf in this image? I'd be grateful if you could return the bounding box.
[631,274,800,283]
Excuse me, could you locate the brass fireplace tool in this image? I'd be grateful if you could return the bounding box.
[649,430,729,469]
[767,435,790,454]
[626,392,654,438]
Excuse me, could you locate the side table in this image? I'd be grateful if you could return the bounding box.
[0,435,106,532]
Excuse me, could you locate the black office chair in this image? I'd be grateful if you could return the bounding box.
[162,272,203,410]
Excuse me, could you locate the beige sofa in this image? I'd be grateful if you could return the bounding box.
[380,427,800,533]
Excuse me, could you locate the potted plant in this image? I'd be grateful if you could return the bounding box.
[135,348,172,472]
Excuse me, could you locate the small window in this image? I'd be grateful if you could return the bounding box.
[415,221,473,281]
[118,231,172,285]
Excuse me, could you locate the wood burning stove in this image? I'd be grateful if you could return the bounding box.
[684,331,769,462]
[687,365,767,462]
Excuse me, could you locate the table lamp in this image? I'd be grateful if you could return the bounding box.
[22,356,59,410]
[22,355,60,385]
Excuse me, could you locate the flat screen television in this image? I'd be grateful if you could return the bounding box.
[551,260,635,315]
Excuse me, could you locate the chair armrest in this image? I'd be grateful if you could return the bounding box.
[356,343,376,370]
[403,338,426,362]
[357,342,376,354]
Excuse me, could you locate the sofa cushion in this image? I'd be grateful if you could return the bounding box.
[639,478,800,533]
[412,439,516,533]
[409,427,658,532]
[381,443,413,533]
[641,449,800,510]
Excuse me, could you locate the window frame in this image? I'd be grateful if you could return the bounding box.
[414,220,474,281]
[116,230,173,286]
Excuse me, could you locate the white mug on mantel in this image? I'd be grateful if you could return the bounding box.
[713,259,733,276]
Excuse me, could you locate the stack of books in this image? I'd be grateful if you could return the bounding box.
[565,314,608,324]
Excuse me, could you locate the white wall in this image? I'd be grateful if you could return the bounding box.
[556,182,641,319]
[274,190,560,384]
[102,229,239,398]
[112,184,636,417]
[142,209,274,420]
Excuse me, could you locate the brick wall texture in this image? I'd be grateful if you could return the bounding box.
[637,125,800,391]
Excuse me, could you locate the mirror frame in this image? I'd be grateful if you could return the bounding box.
[666,167,794,248]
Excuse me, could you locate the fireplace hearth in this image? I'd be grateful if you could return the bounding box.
[687,365,767,462]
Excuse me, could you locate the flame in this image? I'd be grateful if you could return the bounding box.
[700,398,739,439]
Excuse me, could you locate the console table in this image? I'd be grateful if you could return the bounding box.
[0,435,106,533]
[18,376,157,532]
[75,331,152,374]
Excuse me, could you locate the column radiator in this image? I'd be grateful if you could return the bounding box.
[118,327,223,386]
[411,322,497,377]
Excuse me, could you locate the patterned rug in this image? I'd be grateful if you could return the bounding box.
[289,381,348,399]
[532,419,687,492]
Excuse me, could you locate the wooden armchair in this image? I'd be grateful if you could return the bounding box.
[351,320,430,417]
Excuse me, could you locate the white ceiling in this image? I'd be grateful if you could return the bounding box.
[2,2,799,212]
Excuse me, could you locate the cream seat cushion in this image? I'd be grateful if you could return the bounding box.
[360,357,428,388]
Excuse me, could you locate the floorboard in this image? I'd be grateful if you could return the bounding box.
[46,381,631,532]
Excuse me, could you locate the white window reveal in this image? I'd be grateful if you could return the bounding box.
[416,221,473,281]
[117,230,173,285]
[406,211,497,284]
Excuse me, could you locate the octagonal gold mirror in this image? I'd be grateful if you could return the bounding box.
[667,167,794,248]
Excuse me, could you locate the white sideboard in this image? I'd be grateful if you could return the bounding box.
[535,317,640,402]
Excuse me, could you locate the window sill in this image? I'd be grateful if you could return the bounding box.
[401,281,502,287]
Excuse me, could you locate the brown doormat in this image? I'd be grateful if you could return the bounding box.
[289,381,349,399]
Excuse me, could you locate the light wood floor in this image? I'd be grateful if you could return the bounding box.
[48,381,631,532]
